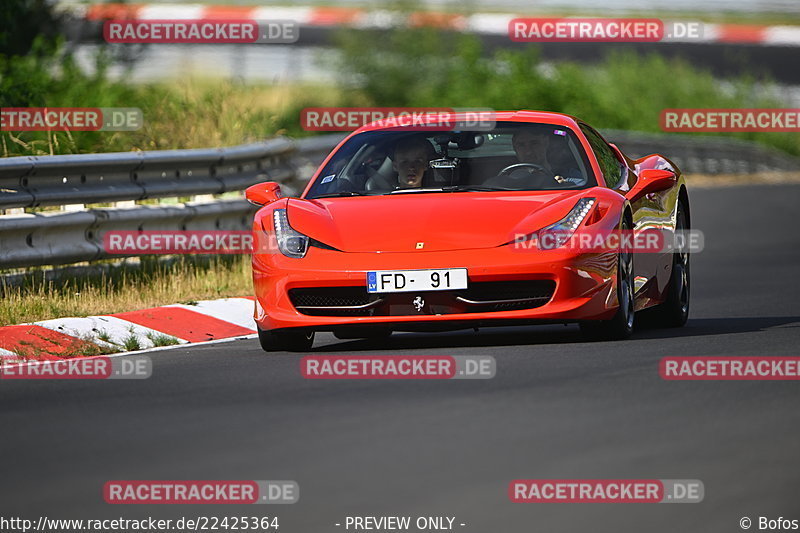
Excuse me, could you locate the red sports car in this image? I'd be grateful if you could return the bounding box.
[246,111,690,351]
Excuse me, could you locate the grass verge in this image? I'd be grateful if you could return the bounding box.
[0,77,342,157]
[685,171,800,188]
[0,255,251,327]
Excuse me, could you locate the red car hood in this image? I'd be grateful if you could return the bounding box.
[286,191,587,253]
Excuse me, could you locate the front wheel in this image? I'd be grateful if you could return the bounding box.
[580,217,636,341]
[257,326,315,352]
[647,200,690,327]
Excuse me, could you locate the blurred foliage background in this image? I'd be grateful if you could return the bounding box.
[1,0,797,157]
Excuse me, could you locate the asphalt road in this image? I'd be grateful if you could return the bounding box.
[2,184,800,533]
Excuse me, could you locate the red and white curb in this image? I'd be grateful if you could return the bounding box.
[0,297,256,363]
[58,3,800,47]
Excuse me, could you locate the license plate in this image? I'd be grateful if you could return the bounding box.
[367,268,468,293]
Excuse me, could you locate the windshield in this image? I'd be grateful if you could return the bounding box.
[305,121,595,199]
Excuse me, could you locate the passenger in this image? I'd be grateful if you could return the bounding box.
[391,137,436,189]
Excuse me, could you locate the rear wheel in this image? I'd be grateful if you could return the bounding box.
[648,200,690,327]
[257,326,315,352]
[580,216,635,341]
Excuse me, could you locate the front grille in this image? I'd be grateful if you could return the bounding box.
[288,280,556,317]
[289,287,384,316]
[456,280,555,303]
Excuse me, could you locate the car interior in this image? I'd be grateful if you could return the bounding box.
[306,125,593,198]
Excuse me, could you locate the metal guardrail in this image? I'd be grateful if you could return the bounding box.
[0,139,298,209]
[0,134,346,269]
[0,201,255,269]
[0,130,796,270]
[603,130,800,175]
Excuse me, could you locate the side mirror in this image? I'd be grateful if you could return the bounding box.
[245,182,282,206]
[626,169,676,202]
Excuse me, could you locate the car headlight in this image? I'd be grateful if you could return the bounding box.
[273,209,309,258]
[538,198,596,249]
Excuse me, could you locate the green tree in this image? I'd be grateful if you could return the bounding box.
[0,0,64,107]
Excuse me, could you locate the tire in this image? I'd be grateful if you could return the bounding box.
[257,326,315,352]
[648,200,690,327]
[580,216,636,341]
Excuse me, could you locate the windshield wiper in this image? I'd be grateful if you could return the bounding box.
[386,188,447,194]
[441,185,519,192]
[311,191,371,199]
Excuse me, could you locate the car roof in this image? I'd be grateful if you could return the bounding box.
[352,110,582,134]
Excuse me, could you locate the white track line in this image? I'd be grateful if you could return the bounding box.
[33,315,190,350]
[165,297,256,332]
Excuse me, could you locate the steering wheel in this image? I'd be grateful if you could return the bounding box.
[498,162,549,176]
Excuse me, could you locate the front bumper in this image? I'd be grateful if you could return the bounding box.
[252,245,619,332]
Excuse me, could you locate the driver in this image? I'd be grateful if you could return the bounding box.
[486,129,582,188]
